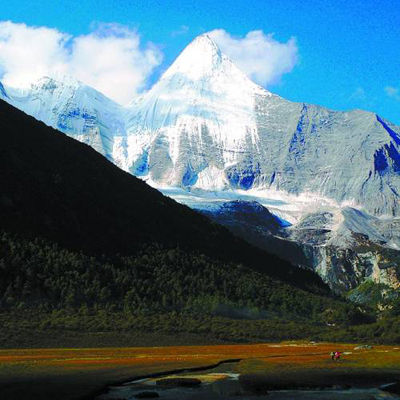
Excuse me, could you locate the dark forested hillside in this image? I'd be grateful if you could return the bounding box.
[0,232,377,347]
[0,232,353,319]
[0,99,324,291]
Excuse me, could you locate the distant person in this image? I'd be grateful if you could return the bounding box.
[334,351,341,361]
[330,351,335,360]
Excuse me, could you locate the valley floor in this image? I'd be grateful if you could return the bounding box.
[1,343,400,400]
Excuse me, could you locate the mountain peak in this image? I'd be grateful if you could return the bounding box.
[162,33,235,82]
[189,33,221,53]
[127,32,271,145]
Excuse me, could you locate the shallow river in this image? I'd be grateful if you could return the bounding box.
[97,362,400,400]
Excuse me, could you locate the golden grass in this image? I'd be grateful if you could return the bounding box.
[0,342,399,399]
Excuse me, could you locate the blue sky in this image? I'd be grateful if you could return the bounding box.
[1,0,399,124]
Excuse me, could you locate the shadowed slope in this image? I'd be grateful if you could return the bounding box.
[0,99,327,291]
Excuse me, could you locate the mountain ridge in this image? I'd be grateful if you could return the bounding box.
[3,34,400,220]
[3,34,398,217]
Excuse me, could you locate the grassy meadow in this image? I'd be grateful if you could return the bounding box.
[1,342,400,399]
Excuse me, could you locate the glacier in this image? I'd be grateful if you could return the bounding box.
[1,33,400,292]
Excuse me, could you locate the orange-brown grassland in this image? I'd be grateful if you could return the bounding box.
[1,342,400,399]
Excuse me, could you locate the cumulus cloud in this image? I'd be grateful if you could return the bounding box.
[0,21,163,104]
[208,29,298,86]
[385,86,400,101]
[0,21,70,88]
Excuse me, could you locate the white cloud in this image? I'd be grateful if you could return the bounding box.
[0,21,70,88]
[208,29,298,86]
[385,86,400,101]
[0,21,163,104]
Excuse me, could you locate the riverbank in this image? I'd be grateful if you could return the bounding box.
[0,342,399,400]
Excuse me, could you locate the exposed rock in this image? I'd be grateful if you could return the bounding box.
[197,199,400,293]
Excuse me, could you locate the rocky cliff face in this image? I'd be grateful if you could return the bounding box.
[197,200,400,293]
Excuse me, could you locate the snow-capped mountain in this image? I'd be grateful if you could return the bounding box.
[1,33,400,292]
[3,76,126,160]
[124,34,400,218]
[123,34,400,292]
[124,34,269,181]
